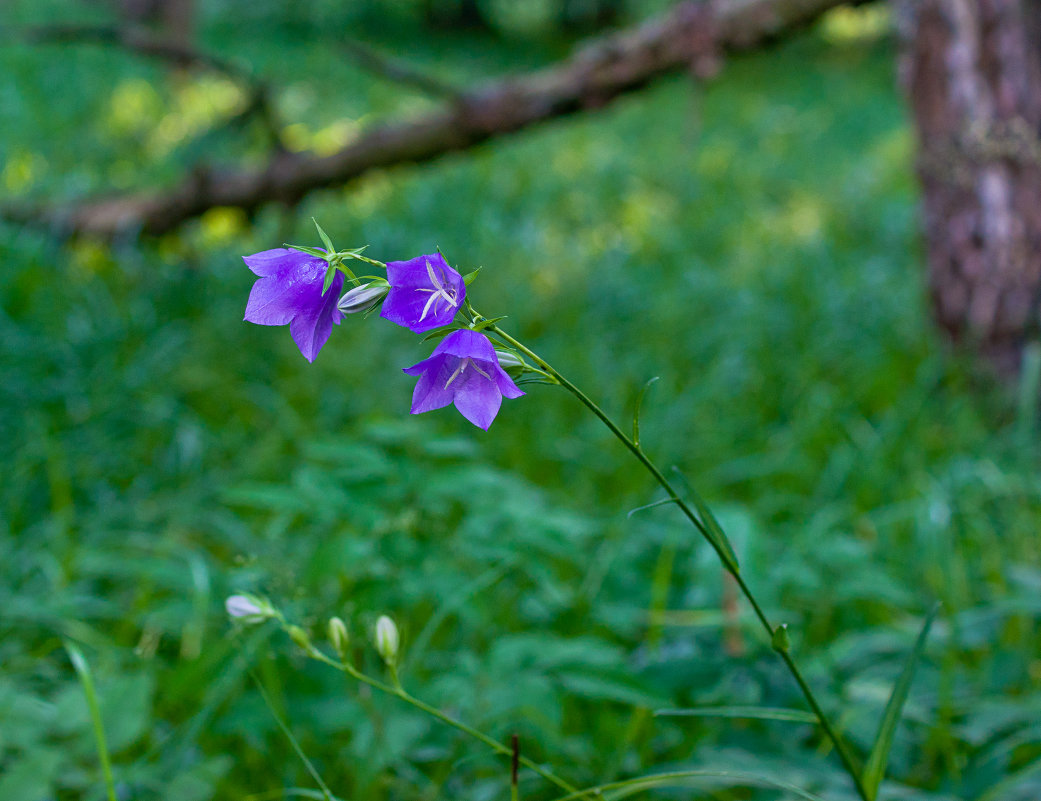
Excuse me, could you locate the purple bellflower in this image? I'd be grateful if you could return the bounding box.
[380,253,466,334]
[243,248,344,362]
[404,329,524,430]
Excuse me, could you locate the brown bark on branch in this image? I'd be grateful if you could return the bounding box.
[340,38,464,99]
[23,23,286,150]
[25,23,250,82]
[10,0,849,239]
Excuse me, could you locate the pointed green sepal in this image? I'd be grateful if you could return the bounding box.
[771,624,791,653]
[312,218,335,255]
[861,603,940,800]
[321,263,339,296]
[285,244,329,259]
[462,267,482,285]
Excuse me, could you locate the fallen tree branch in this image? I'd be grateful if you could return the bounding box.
[25,23,251,80]
[8,0,850,238]
[341,38,464,99]
[21,23,286,151]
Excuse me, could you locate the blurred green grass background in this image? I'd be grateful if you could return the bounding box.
[3,2,1041,799]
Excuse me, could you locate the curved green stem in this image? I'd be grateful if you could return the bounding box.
[304,648,587,798]
[485,323,870,801]
[64,642,118,801]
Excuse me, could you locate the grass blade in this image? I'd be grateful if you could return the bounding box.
[862,603,940,799]
[632,376,659,449]
[64,641,117,801]
[654,705,818,723]
[548,769,827,801]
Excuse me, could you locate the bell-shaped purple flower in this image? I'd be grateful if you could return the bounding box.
[243,248,344,362]
[403,330,524,430]
[380,253,465,334]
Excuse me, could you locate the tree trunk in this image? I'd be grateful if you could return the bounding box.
[898,0,1041,375]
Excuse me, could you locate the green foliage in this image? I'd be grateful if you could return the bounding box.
[3,3,1041,800]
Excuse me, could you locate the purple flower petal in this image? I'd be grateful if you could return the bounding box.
[380,253,466,334]
[244,277,300,326]
[243,248,315,277]
[289,272,344,362]
[451,367,502,430]
[385,253,451,288]
[402,330,523,429]
[407,356,457,414]
[380,286,444,333]
[494,366,525,399]
[243,247,343,361]
[432,329,496,360]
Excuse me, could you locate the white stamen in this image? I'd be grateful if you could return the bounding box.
[470,360,492,380]
[418,290,441,322]
[444,359,468,388]
[426,259,442,291]
[416,259,457,321]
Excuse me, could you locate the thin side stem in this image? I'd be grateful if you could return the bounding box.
[304,648,586,798]
[251,671,336,801]
[485,323,870,801]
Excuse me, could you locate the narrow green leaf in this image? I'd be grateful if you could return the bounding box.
[632,376,660,449]
[654,705,817,723]
[312,218,335,254]
[862,604,940,800]
[472,316,507,332]
[421,325,462,343]
[686,484,740,574]
[64,641,117,801]
[462,267,482,285]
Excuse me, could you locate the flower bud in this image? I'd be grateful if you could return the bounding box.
[338,282,389,314]
[374,615,399,665]
[494,350,527,378]
[328,616,349,658]
[287,625,311,652]
[225,594,273,625]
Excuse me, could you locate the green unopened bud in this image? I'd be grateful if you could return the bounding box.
[494,350,527,377]
[225,594,274,625]
[338,281,389,314]
[375,615,399,665]
[771,623,791,653]
[287,625,312,652]
[328,616,349,658]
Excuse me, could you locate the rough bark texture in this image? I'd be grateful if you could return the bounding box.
[898,0,1041,374]
[9,0,847,240]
